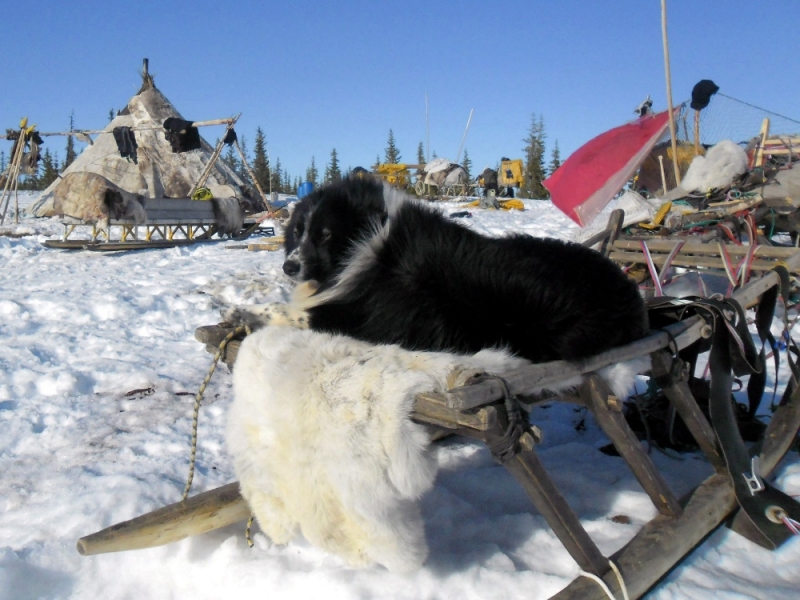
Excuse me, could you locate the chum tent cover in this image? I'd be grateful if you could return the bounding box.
[544,108,677,226]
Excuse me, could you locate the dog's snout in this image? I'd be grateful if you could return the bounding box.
[283,260,301,277]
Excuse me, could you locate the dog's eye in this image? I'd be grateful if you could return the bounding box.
[320,229,332,244]
[294,223,304,237]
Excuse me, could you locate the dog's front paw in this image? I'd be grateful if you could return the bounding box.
[221,303,311,331]
[221,306,270,331]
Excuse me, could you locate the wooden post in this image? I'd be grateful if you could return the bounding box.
[0,128,26,225]
[693,109,701,156]
[754,118,770,168]
[233,138,273,212]
[661,0,681,187]
[77,482,250,555]
[455,108,473,165]
[580,374,682,517]
[189,114,240,197]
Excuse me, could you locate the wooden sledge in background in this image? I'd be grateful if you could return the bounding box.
[76,239,800,598]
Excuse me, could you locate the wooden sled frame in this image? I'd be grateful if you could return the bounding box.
[45,217,274,251]
[77,256,800,599]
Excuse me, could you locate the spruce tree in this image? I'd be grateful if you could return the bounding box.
[108,108,115,123]
[461,149,472,181]
[385,129,401,164]
[282,170,291,193]
[548,140,562,176]
[417,142,425,165]
[306,157,319,186]
[252,128,270,191]
[521,113,548,199]
[39,149,60,188]
[0,151,6,173]
[271,158,282,193]
[64,112,77,169]
[325,148,342,183]
[222,144,240,175]
[235,135,252,185]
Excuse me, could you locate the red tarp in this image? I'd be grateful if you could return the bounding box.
[544,108,677,227]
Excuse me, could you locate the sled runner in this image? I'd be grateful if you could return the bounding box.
[77,252,800,598]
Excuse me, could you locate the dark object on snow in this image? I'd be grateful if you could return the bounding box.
[479,168,498,195]
[112,127,138,164]
[690,80,719,111]
[162,117,201,153]
[449,210,472,219]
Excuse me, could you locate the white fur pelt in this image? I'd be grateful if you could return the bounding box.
[681,140,749,192]
[227,326,649,573]
[227,326,529,573]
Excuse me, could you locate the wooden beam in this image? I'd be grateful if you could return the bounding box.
[76,482,250,555]
[580,374,682,517]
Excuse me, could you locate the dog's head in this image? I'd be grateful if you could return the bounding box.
[283,177,388,286]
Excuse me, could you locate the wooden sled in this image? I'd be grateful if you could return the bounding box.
[78,257,800,599]
[44,198,275,251]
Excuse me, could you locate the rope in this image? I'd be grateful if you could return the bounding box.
[245,516,256,547]
[579,559,630,600]
[182,325,251,501]
[482,375,527,463]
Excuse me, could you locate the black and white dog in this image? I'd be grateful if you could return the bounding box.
[225,176,648,365]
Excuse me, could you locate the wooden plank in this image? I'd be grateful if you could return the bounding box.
[580,374,682,517]
[411,392,497,431]
[505,448,611,576]
[650,351,725,471]
[609,251,780,273]
[445,317,707,411]
[77,482,250,555]
[612,239,800,259]
[551,378,800,600]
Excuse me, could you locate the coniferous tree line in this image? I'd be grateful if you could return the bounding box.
[6,119,563,198]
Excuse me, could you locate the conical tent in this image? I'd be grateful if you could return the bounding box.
[27,80,248,217]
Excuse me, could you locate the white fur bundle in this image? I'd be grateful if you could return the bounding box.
[680,140,749,192]
[227,326,528,573]
[227,327,649,572]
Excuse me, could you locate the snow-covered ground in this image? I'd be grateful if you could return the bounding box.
[1,192,798,599]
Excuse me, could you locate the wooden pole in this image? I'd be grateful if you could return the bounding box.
[693,109,701,156]
[425,92,430,163]
[234,138,273,212]
[455,108,473,165]
[189,114,240,197]
[661,0,681,187]
[76,482,250,555]
[0,129,26,225]
[0,118,241,140]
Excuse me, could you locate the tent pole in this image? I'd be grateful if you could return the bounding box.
[694,110,701,156]
[661,0,681,186]
[190,114,240,197]
[233,139,272,212]
[0,129,26,225]
[425,92,430,164]
[455,108,473,165]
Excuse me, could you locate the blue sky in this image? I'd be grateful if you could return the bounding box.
[2,0,798,181]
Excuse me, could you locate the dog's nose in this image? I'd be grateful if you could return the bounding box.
[283,260,301,277]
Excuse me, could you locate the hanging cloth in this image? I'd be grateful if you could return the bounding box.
[112,127,138,164]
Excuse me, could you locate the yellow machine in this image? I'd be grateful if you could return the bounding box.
[498,158,524,188]
[373,163,412,188]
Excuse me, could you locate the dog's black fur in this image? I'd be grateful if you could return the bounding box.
[281,177,648,363]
